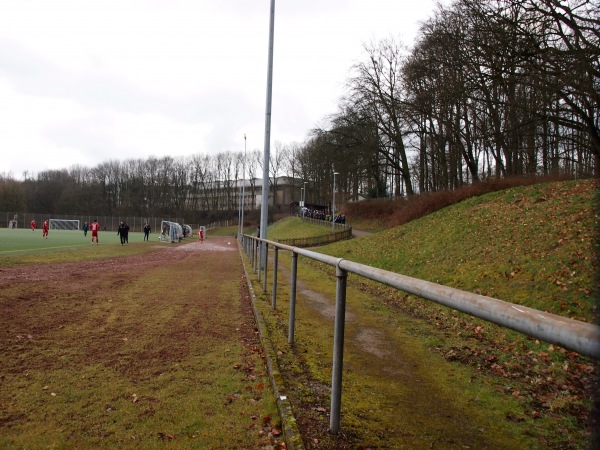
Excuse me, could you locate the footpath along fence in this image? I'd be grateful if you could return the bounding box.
[240,234,600,435]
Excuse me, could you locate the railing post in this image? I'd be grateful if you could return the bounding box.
[257,242,262,282]
[263,243,269,292]
[288,252,298,344]
[330,263,347,434]
[254,239,259,274]
[272,247,278,309]
[256,239,260,273]
[249,237,252,266]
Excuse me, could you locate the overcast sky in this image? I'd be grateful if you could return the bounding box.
[0,0,438,179]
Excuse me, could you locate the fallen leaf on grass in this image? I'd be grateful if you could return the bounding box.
[225,393,241,404]
[157,432,175,440]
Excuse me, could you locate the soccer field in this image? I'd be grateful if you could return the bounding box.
[0,228,145,254]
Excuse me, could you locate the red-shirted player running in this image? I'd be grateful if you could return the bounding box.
[42,220,48,239]
[31,219,36,232]
[90,219,100,245]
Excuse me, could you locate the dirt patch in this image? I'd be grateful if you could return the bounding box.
[354,328,391,359]
[0,240,235,286]
[286,276,356,322]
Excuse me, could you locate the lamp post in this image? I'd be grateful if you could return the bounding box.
[300,187,304,207]
[303,181,308,206]
[240,134,247,237]
[332,172,339,232]
[238,183,242,238]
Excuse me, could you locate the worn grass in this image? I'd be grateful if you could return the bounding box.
[0,241,279,449]
[252,178,599,448]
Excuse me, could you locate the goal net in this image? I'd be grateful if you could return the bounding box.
[49,219,80,230]
[159,220,183,243]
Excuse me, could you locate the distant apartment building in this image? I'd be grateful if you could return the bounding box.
[197,176,302,213]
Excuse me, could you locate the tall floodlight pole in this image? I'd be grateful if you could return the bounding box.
[332,172,339,232]
[240,134,247,237]
[238,185,242,238]
[238,152,243,237]
[300,188,304,207]
[259,0,276,269]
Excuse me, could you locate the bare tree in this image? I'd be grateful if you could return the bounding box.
[349,37,415,195]
[0,176,26,212]
[521,0,600,172]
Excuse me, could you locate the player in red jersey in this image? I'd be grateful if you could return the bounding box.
[198,227,204,243]
[42,220,49,239]
[31,219,36,232]
[90,219,100,245]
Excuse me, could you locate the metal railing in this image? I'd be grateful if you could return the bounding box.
[240,234,600,435]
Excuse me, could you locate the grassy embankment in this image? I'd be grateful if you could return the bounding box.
[246,178,598,449]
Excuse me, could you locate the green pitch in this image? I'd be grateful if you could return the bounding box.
[0,228,145,255]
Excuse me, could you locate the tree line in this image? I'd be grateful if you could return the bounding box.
[308,0,598,198]
[0,0,597,220]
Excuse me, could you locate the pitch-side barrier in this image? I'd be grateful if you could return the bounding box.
[240,234,600,435]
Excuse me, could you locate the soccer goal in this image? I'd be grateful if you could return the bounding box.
[49,219,80,230]
[159,220,183,243]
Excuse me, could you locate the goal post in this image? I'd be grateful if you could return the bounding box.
[49,219,80,230]
[159,220,183,243]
